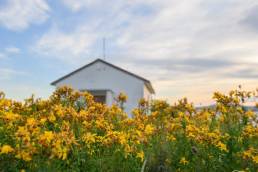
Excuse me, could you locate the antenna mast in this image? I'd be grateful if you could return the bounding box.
[102,37,106,60]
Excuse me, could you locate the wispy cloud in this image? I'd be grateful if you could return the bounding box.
[33,0,157,63]
[227,67,258,79]
[0,0,50,31]
[5,46,20,54]
[30,0,258,104]
[0,52,6,59]
[0,68,26,80]
[61,0,100,12]
[0,46,20,61]
[114,0,258,61]
[241,4,258,33]
[33,26,98,63]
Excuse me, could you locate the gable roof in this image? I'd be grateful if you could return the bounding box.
[51,59,155,94]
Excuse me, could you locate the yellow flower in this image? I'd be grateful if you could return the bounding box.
[51,140,69,160]
[83,132,96,144]
[138,98,148,107]
[46,131,54,139]
[216,142,228,152]
[136,150,144,162]
[15,151,32,161]
[124,144,133,158]
[118,133,127,145]
[59,147,68,160]
[243,125,255,137]
[95,119,105,129]
[245,111,254,118]
[252,156,258,164]
[54,105,64,117]
[40,118,47,124]
[186,124,199,139]
[1,112,20,122]
[144,124,155,135]
[82,121,92,129]
[39,131,54,144]
[26,118,37,126]
[180,157,189,165]
[118,93,127,102]
[166,135,176,142]
[1,145,14,154]
[48,114,56,122]
[243,150,252,159]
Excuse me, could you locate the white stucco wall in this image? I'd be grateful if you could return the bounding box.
[143,85,152,101]
[106,90,114,106]
[54,61,147,115]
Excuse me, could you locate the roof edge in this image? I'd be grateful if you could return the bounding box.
[51,59,100,85]
[145,82,155,94]
[51,58,155,94]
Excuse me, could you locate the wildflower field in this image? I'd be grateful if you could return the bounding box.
[0,87,257,172]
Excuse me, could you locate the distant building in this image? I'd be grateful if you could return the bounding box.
[51,59,155,114]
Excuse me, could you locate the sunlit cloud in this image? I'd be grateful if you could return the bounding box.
[0,0,50,31]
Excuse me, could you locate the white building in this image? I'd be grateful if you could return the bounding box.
[51,59,155,114]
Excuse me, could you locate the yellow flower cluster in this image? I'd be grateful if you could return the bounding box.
[0,86,257,171]
[0,145,14,154]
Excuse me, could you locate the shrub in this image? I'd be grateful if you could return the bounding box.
[0,86,257,172]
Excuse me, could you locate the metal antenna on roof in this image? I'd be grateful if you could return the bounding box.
[102,37,106,60]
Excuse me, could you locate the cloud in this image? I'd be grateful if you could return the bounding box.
[108,0,258,81]
[34,0,258,78]
[0,0,50,31]
[0,68,26,80]
[241,5,258,33]
[33,1,158,63]
[61,0,100,11]
[34,26,98,63]
[0,46,20,61]
[5,46,20,54]
[60,0,155,12]
[126,58,237,73]
[114,0,258,60]
[0,52,6,59]
[31,0,258,103]
[226,67,258,79]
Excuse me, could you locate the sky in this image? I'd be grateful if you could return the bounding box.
[0,0,258,105]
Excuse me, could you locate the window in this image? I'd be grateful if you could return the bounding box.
[93,95,106,104]
[80,90,109,104]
